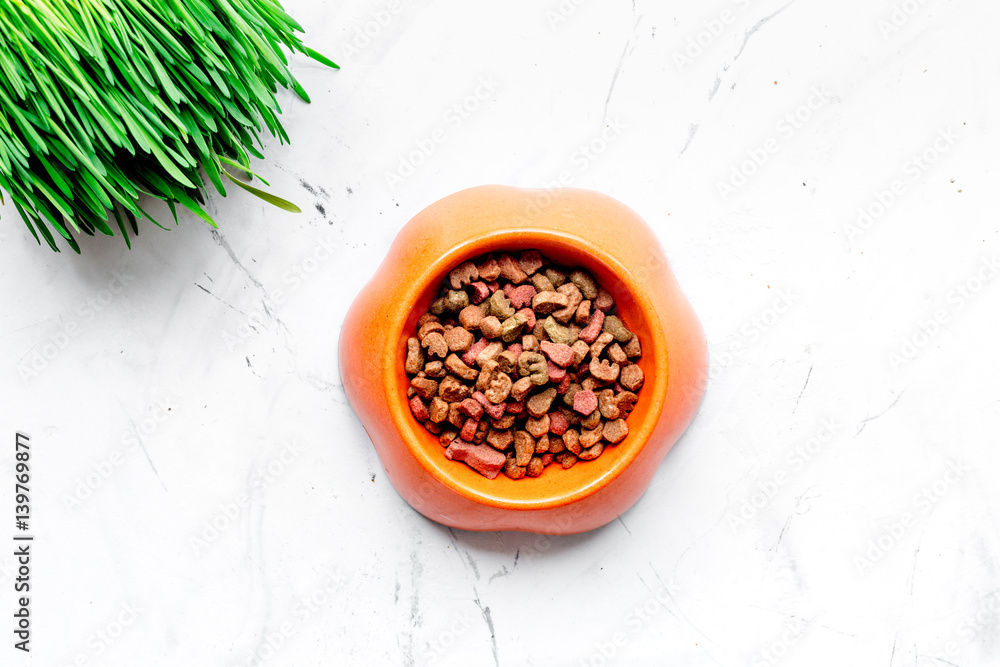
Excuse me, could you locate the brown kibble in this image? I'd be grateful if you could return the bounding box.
[503,455,526,479]
[578,442,604,461]
[447,402,465,428]
[445,354,479,381]
[417,313,440,328]
[534,433,550,454]
[417,320,445,341]
[580,409,602,431]
[521,334,539,351]
[484,371,513,404]
[492,413,516,430]
[444,290,469,313]
[570,340,590,366]
[440,430,458,447]
[410,376,438,400]
[603,418,629,444]
[519,250,544,276]
[449,261,479,289]
[580,377,598,392]
[603,315,633,343]
[488,290,515,320]
[424,360,446,378]
[532,291,570,314]
[526,456,545,477]
[616,391,638,417]
[526,387,558,418]
[421,332,448,358]
[589,332,614,359]
[575,299,592,325]
[496,349,518,375]
[531,272,555,293]
[429,298,446,315]
[439,375,471,403]
[526,414,550,438]
[619,364,645,391]
[563,429,581,455]
[510,376,534,402]
[569,269,598,299]
[444,327,474,352]
[477,255,501,281]
[589,358,620,384]
[580,422,604,447]
[557,452,578,469]
[500,312,529,343]
[562,382,582,407]
[623,336,642,359]
[459,305,485,331]
[545,267,568,287]
[594,286,615,312]
[598,389,620,420]
[424,420,442,434]
[517,351,549,385]
[479,316,502,339]
[606,342,628,365]
[513,431,535,466]
[548,435,565,454]
[543,316,577,345]
[553,283,583,324]
[429,397,449,423]
[476,341,504,367]
[487,428,514,450]
[497,254,528,284]
[405,338,424,374]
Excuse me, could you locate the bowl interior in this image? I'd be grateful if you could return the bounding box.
[390,231,666,509]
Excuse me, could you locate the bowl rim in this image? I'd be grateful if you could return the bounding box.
[380,228,669,510]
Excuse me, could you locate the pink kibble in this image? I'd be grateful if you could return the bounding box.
[487,281,500,293]
[469,282,490,304]
[549,410,569,435]
[462,338,489,366]
[547,361,567,382]
[409,396,430,422]
[539,341,575,368]
[445,439,506,479]
[459,398,484,419]
[506,400,525,415]
[460,418,479,441]
[507,343,523,359]
[508,285,538,309]
[541,453,554,467]
[572,389,598,415]
[517,307,536,329]
[578,310,605,344]
[557,375,572,394]
[473,391,506,419]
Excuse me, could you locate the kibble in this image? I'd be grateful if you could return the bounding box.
[404,250,646,479]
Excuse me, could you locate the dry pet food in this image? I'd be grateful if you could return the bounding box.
[405,250,645,479]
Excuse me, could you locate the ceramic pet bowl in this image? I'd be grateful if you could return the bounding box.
[339,185,706,534]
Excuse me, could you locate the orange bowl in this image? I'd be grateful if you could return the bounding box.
[339,186,707,534]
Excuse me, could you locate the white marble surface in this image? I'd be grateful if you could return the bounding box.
[2,0,999,664]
